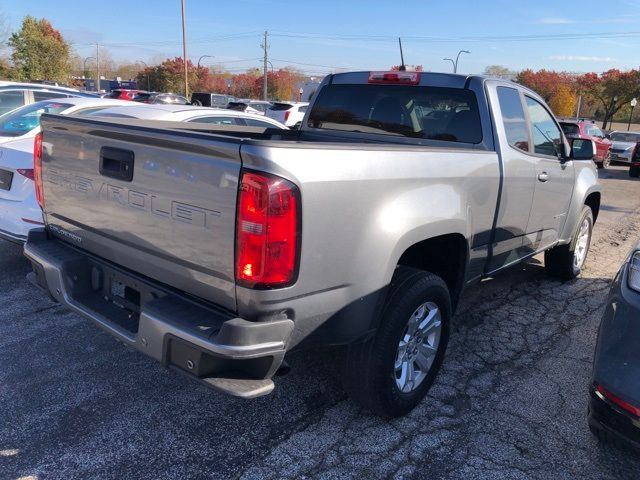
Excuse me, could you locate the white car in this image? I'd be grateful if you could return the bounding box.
[0,82,98,139]
[265,102,309,128]
[0,97,135,243]
[88,103,288,128]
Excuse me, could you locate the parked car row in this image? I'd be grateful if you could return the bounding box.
[0,85,287,244]
[103,89,312,125]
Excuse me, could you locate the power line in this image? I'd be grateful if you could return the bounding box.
[269,30,640,43]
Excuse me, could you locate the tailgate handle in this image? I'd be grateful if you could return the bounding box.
[99,147,134,182]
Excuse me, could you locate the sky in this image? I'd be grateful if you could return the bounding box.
[2,0,640,76]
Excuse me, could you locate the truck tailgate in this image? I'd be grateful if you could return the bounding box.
[39,115,241,311]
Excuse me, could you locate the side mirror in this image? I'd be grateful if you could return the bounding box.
[570,138,596,160]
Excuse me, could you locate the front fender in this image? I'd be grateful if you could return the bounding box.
[559,161,601,243]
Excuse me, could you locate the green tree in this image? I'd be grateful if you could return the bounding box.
[483,65,513,78]
[8,16,71,83]
[135,57,217,95]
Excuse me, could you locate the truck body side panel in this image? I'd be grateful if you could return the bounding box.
[237,142,500,346]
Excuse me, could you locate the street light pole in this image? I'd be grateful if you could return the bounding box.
[454,50,470,73]
[605,95,618,130]
[83,56,96,77]
[181,0,189,98]
[136,61,150,91]
[197,55,214,69]
[443,58,455,72]
[628,98,637,131]
[95,43,100,92]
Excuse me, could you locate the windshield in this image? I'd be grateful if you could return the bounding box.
[560,122,579,136]
[0,101,71,137]
[609,132,640,142]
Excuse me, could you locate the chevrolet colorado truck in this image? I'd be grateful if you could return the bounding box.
[24,71,601,417]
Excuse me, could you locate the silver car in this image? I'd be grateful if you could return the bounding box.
[609,131,640,164]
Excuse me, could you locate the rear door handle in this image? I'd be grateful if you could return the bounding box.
[538,172,549,182]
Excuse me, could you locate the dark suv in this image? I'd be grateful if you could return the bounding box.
[190,92,235,108]
[560,120,612,169]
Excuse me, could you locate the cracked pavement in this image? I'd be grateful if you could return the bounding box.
[2,166,640,479]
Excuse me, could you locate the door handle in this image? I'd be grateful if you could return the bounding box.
[537,172,549,182]
[99,147,134,182]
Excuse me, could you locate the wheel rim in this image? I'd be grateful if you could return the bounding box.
[394,302,442,393]
[574,217,591,270]
[604,153,611,168]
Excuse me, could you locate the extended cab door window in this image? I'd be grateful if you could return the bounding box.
[496,86,529,152]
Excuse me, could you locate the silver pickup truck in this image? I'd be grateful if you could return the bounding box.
[25,71,601,417]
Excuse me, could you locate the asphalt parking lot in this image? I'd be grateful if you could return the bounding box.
[2,165,640,480]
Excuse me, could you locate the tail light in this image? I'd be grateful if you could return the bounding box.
[17,168,34,180]
[236,170,300,288]
[284,111,291,122]
[368,71,421,85]
[33,132,44,209]
[596,384,640,417]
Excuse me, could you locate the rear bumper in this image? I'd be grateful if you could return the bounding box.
[0,227,26,243]
[610,153,631,163]
[24,229,294,398]
[589,386,640,450]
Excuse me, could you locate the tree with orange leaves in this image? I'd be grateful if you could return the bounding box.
[577,69,640,129]
[515,69,575,103]
[549,84,577,118]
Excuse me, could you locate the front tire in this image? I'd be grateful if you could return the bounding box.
[544,206,594,280]
[630,165,640,178]
[342,267,451,417]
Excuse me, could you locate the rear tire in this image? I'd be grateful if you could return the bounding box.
[630,166,640,178]
[544,206,593,280]
[601,152,611,169]
[342,267,451,417]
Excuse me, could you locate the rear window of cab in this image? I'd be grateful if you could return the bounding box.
[307,84,482,144]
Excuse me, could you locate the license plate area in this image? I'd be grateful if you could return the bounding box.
[70,259,167,335]
[0,169,13,191]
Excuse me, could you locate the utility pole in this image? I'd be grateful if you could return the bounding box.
[181,0,189,98]
[262,31,268,101]
[95,43,100,92]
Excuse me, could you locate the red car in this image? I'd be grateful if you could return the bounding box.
[104,89,146,101]
[560,120,612,169]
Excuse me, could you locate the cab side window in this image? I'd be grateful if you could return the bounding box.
[496,86,529,152]
[33,91,67,101]
[524,96,563,157]
[0,90,26,115]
